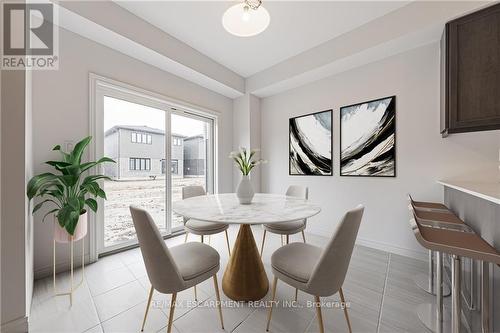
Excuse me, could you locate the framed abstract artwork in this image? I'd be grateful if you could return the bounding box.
[289,110,332,176]
[340,96,396,177]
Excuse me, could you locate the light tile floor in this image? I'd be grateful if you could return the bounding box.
[30,226,433,333]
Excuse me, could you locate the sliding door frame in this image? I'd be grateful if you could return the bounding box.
[89,73,219,260]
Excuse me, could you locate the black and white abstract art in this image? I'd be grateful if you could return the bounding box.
[289,110,332,176]
[340,96,396,177]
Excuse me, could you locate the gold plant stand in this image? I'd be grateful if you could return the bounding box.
[53,236,85,306]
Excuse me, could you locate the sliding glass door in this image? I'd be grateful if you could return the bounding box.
[96,86,215,254]
[171,112,214,230]
[102,96,167,250]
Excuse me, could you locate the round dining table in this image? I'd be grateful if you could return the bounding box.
[172,193,321,301]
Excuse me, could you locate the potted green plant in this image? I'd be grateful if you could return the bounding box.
[27,136,115,241]
[230,147,266,204]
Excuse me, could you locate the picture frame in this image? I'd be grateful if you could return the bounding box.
[340,96,396,177]
[289,109,333,176]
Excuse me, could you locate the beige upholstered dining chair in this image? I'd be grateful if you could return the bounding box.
[266,205,364,333]
[182,186,231,255]
[130,206,224,333]
[260,185,309,256]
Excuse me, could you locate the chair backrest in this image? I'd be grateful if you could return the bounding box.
[307,205,364,296]
[129,206,185,293]
[286,185,309,225]
[181,186,206,223]
[182,186,206,199]
[286,185,308,199]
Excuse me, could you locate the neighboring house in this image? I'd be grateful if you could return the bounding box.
[184,135,206,176]
[104,125,185,179]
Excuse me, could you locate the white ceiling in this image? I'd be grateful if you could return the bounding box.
[116,1,410,78]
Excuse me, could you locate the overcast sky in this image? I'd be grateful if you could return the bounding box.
[104,96,206,137]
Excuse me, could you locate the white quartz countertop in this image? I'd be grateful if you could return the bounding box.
[438,180,500,205]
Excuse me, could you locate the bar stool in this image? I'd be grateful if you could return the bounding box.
[409,207,500,333]
[409,205,458,333]
[408,195,451,297]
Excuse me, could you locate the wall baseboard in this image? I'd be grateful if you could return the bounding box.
[307,226,427,262]
[1,316,28,333]
[356,237,427,262]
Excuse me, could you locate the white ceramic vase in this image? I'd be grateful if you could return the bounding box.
[54,211,88,243]
[236,175,254,204]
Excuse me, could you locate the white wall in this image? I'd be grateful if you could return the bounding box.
[260,43,500,258]
[232,93,262,191]
[32,28,234,277]
[1,68,33,331]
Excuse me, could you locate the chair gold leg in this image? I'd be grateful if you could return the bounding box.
[260,230,267,257]
[339,288,352,333]
[141,286,154,332]
[225,230,231,256]
[213,275,224,329]
[286,235,289,244]
[184,232,188,243]
[266,277,278,332]
[315,295,324,333]
[301,230,306,243]
[281,235,284,246]
[194,285,198,301]
[167,293,177,333]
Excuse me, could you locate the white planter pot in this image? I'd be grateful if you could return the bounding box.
[54,211,88,243]
[236,175,254,204]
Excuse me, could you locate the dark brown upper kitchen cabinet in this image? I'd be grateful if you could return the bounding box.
[441,3,500,136]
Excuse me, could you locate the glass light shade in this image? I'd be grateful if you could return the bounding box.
[222,3,270,37]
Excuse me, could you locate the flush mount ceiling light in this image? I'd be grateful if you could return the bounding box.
[222,0,270,37]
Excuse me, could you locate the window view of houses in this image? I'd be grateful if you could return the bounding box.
[102,97,209,247]
[104,125,206,180]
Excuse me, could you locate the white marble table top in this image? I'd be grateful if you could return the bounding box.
[172,193,321,224]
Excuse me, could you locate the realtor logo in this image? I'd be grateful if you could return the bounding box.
[2,2,58,69]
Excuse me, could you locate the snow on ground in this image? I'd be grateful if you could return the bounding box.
[103,176,205,246]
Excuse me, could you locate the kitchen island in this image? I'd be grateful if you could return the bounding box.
[438,180,500,332]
